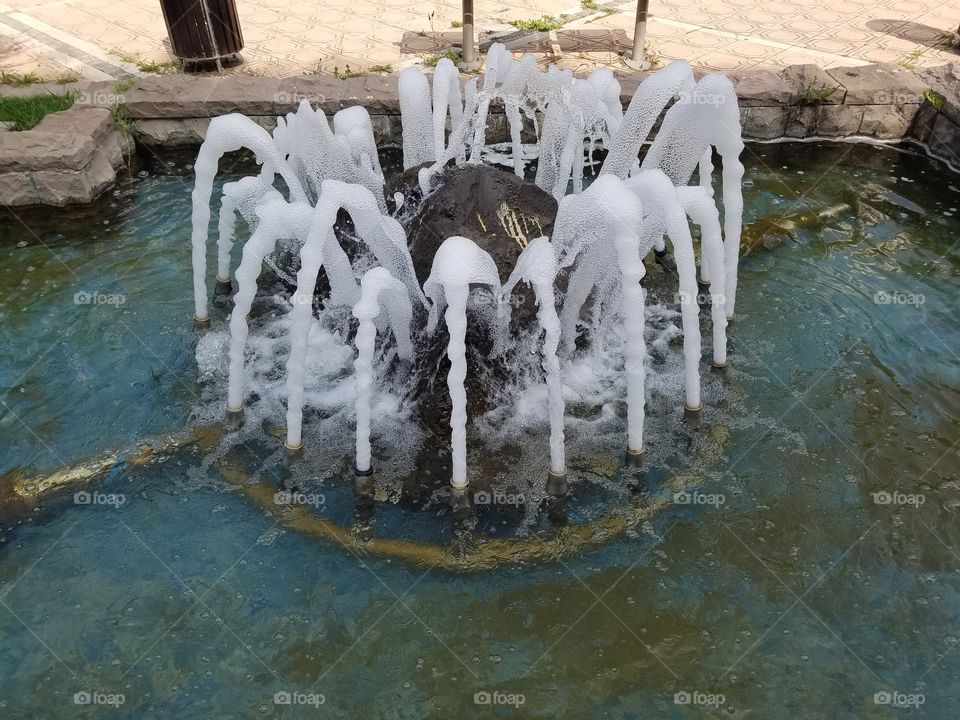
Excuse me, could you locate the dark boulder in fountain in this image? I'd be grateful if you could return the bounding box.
[402,163,559,286]
[394,163,561,489]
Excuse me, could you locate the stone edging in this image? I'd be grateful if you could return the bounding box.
[0,106,133,207]
[1,61,958,207]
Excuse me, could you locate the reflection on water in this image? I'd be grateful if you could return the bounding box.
[1,142,959,718]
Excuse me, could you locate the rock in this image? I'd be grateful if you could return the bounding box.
[0,107,132,207]
[784,106,819,138]
[396,164,560,471]
[826,63,926,105]
[917,63,960,127]
[818,104,864,137]
[781,64,844,104]
[859,104,918,139]
[928,113,960,167]
[739,106,787,140]
[203,75,285,117]
[405,163,558,286]
[134,116,278,149]
[123,76,219,118]
[731,68,792,106]
[907,103,939,145]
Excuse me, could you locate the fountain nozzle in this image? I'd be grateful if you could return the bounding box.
[224,405,244,429]
[214,277,234,296]
[546,469,569,497]
[625,447,645,469]
[193,314,210,331]
[683,404,703,426]
[282,441,303,465]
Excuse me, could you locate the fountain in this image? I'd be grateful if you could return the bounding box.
[188,45,745,494]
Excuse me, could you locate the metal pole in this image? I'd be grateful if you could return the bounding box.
[624,0,650,70]
[460,0,480,70]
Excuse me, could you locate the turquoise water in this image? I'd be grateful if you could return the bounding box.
[1,142,959,717]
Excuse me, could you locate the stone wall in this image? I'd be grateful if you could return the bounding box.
[122,62,960,172]
[1,61,958,207]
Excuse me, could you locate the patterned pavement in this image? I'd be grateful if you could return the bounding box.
[0,0,957,80]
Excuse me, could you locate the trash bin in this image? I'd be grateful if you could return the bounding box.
[159,0,244,69]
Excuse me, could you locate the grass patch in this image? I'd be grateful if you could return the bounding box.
[923,88,945,111]
[0,92,75,131]
[897,47,925,69]
[943,31,959,49]
[116,52,181,75]
[332,64,364,79]
[451,20,462,28]
[508,15,565,32]
[111,103,136,136]
[798,82,839,106]
[418,48,462,67]
[0,71,44,87]
[369,64,393,74]
[580,0,599,10]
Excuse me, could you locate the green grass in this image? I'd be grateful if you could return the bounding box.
[0,92,75,131]
[580,0,600,10]
[418,48,462,67]
[924,89,945,111]
[508,15,565,32]
[116,52,181,75]
[368,64,394,74]
[450,20,462,28]
[798,82,839,106]
[332,64,364,79]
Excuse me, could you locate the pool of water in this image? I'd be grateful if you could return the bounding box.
[1,141,959,717]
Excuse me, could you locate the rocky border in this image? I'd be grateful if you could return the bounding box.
[1,61,958,207]
[0,106,133,206]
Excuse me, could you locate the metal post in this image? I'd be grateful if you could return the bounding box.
[623,0,650,70]
[460,0,481,70]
